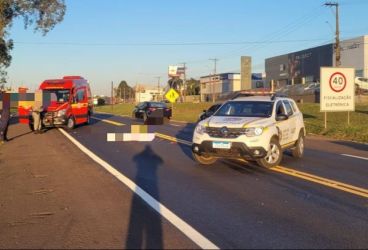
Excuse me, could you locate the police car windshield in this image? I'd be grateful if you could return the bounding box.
[214,101,273,117]
[44,89,70,103]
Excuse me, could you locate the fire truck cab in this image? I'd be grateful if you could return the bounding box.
[19,76,93,130]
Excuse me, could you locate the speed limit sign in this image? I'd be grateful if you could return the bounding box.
[320,67,355,112]
[329,72,347,93]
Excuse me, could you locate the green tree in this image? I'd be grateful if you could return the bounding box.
[116,80,134,101]
[168,77,183,91]
[0,0,66,85]
[185,78,200,95]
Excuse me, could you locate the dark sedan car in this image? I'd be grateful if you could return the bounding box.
[198,103,222,121]
[132,101,172,121]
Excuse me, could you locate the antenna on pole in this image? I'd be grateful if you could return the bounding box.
[209,58,218,103]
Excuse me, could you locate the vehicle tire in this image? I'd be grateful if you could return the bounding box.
[291,131,305,158]
[86,113,91,125]
[66,116,75,130]
[256,138,283,169]
[192,152,217,165]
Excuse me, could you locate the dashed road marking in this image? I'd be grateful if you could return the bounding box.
[58,128,219,250]
[341,154,368,161]
[91,117,125,126]
[170,123,183,127]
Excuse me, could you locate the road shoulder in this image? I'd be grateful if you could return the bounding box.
[0,123,197,249]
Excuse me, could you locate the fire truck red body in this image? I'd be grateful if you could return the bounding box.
[19,76,93,129]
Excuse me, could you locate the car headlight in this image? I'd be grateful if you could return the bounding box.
[57,109,67,117]
[195,124,206,135]
[244,127,264,137]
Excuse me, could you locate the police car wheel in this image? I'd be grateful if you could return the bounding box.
[257,138,282,169]
[192,152,217,165]
[66,117,75,130]
[291,132,304,158]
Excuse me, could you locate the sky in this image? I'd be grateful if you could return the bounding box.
[5,0,368,95]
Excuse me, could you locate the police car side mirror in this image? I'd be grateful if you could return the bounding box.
[276,114,288,121]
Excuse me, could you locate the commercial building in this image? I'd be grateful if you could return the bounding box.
[135,87,165,103]
[265,35,368,88]
[199,72,265,102]
[200,73,241,102]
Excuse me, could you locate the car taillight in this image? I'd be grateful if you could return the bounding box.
[148,107,157,112]
[165,108,171,111]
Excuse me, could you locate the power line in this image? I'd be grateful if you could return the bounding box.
[13,38,331,47]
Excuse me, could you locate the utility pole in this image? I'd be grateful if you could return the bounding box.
[180,62,187,102]
[156,76,161,101]
[111,81,114,110]
[209,58,218,103]
[123,87,126,103]
[325,2,340,67]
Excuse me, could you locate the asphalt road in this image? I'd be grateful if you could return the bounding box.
[63,112,368,249]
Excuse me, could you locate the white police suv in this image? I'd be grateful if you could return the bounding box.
[192,94,306,168]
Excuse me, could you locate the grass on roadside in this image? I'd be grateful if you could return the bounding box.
[298,103,368,143]
[94,102,368,143]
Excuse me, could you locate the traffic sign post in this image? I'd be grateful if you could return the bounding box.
[320,67,355,128]
[165,88,180,118]
[165,88,180,104]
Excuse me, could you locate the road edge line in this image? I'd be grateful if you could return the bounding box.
[58,128,219,250]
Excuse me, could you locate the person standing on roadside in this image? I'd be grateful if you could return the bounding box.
[31,90,44,134]
[0,91,11,143]
[31,104,44,134]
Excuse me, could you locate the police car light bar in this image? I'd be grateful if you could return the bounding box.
[231,90,288,100]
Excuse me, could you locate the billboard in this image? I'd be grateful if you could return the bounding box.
[168,65,185,78]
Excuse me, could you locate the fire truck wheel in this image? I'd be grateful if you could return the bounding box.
[86,113,91,125]
[66,117,75,130]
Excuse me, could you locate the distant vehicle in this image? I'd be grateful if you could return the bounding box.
[18,76,93,130]
[304,82,320,91]
[198,103,222,122]
[132,101,172,121]
[355,77,368,91]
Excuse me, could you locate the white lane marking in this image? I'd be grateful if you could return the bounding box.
[58,128,219,250]
[170,123,182,127]
[341,154,368,161]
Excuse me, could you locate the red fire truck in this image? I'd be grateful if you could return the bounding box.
[19,76,93,130]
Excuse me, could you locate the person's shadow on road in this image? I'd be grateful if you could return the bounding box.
[126,145,164,249]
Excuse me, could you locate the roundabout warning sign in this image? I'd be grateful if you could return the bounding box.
[320,67,355,112]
